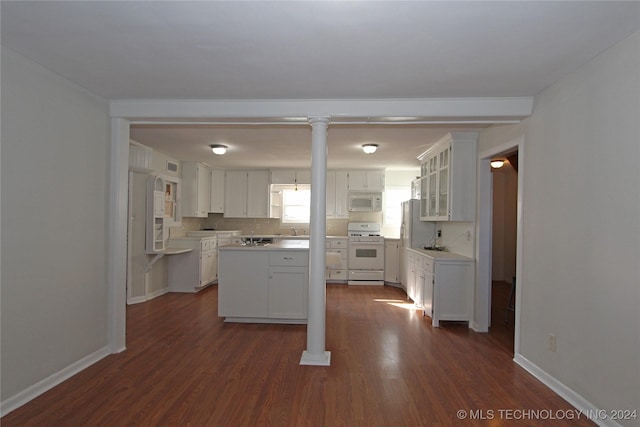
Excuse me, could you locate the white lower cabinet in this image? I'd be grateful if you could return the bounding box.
[406,251,417,302]
[384,239,400,284]
[326,237,348,282]
[405,248,474,327]
[167,237,217,292]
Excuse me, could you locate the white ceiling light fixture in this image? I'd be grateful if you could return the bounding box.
[210,144,228,155]
[362,144,378,154]
[490,159,505,169]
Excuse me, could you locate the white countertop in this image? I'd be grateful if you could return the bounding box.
[186,230,242,237]
[219,239,310,251]
[407,246,474,261]
[164,247,193,255]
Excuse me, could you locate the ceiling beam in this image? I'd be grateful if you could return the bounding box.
[110,97,533,123]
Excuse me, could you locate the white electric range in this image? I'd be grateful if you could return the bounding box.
[347,223,385,285]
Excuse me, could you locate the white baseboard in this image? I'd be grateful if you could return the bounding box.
[514,353,622,427]
[0,346,111,417]
[127,287,169,305]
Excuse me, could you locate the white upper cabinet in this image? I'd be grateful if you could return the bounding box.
[209,168,225,213]
[224,170,270,218]
[417,132,477,222]
[326,170,349,218]
[348,170,385,192]
[270,169,311,185]
[224,170,247,218]
[182,162,211,218]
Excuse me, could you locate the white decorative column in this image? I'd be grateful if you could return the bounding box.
[300,116,331,366]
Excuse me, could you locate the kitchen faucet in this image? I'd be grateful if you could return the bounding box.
[291,227,298,236]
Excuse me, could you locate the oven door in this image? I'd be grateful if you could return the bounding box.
[348,241,384,270]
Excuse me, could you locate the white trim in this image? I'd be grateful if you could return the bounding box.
[110,97,533,120]
[127,287,169,305]
[108,118,130,354]
[514,354,622,427]
[476,136,524,355]
[0,346,111,417]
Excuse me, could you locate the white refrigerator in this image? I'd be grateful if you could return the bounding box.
[399,199,436,288]
[401,199,436,250]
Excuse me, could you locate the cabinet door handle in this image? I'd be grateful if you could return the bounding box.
[283,257,294,260]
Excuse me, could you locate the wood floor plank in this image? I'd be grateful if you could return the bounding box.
[2,284,593,426]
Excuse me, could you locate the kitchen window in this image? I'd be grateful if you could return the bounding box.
[383,186,411,231]
[281,186,311,224]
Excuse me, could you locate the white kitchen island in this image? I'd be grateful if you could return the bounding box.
[218,240,310,324]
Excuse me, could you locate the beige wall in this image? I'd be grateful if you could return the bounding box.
[1,48,110,400]
[479,31,640,421]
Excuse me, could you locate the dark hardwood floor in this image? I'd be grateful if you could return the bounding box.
[2,283,593,426]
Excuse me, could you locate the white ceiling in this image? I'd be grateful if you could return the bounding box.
[3,1,639,169]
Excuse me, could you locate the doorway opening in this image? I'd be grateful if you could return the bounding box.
[476,135,523,357]
[489,150,518,354]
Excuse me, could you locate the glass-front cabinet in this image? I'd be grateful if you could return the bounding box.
[417,132,478,222]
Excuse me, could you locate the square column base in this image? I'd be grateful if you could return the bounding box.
[300,350,331,366]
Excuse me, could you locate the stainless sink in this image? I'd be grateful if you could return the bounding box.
[240,241,270,247]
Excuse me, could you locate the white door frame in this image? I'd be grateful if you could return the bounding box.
[475,135,524,357]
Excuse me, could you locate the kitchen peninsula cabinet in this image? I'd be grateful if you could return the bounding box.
[417,132,477,221]
[218,240,309,323]
[406,248,474,327]
[224,170,270,218]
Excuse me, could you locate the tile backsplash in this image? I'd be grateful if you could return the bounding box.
[170,214,354,237]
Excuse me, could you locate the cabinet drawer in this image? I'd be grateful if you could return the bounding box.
[328,269,347,280]
[201,240,211,251]
[332,248,347,259]
[269,252,309,267]
[422,256,434,273]
[331,238,348,248]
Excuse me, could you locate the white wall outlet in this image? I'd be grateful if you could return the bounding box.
[548,334,557,352]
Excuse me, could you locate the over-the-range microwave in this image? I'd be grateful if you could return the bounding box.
[348,192,383,212]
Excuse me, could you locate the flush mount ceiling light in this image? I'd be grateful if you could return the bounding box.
[490,159,505,169]
[210,144,228,155]
[362,144,378,154]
